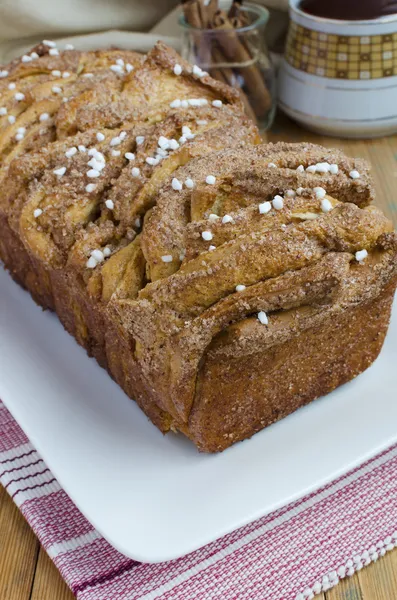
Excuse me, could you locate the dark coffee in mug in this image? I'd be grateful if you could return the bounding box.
[299,0,397,21]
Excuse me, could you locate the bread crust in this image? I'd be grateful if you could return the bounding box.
[0,42,395,452]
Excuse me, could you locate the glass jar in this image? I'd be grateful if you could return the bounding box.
[179,2,276,131]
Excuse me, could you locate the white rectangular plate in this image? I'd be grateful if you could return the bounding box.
[1,266,396,563]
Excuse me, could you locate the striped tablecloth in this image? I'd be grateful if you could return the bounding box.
[1,399,397,600]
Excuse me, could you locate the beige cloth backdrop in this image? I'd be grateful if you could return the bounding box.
[0,0,289,63]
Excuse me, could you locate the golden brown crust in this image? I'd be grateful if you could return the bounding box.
[0,42,395,452]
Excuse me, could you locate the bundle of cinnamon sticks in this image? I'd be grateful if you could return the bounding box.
[181,0,272,124]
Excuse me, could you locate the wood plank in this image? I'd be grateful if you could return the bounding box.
[325,573,364,600]
[0,486,39,600]
[30,547,74,600]
[358,551,397,600]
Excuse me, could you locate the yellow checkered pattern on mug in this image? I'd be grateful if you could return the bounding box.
[285,22,397,79]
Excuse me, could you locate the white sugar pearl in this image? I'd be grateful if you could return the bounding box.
[87,158,104,171]
[91,249,104,262]
[158,136,169,149]
[212,100,222,108]
[0,107,7,115]
[196,119,208,125]
[193,65,203,77]
[208,245,216,251]
[85,183,96,192]
[136,135,145,146]
[15,132,24,141]
[202,230,213,241]
[52,86,62,94]
[96,132,105,142]
[236,285,246,292]
[296,187,304,196]
[222,215,233,224]
[87,169,100,178]
[296,165,304,172]
[105,199,114,210]
[259,201,272,214]
[0,70,8,78]
[206,175,216,185]
[110,136,121,147]
[103,247,111,257]
[267,162,277,168]
[126,63,134,73]
[8,83,16,90]
[110,64,123,74]
[329,164,339,174]
[86,256,97,269]
[125,152,135,161]
[315,162,330,173]
[169,139,179,150]
[170,99,181,108]
[314,186,326,199]
[116,58,124,66]
[285,189,296,198]
[185,178,194,189]
[53,166,66,177]
[258,311,269,325]
[306,165,317,173]
[208,214,219,222]
[65,44,74,50]
[135,217,141,228]
[33,208,42,218]
[173,64,182,75]
[39,113,49,122]
[355,249,368,262]
[181,100,189,108]
[119,131,127,140]
[14,92,25,101]
[49,48,59,56]
[350,170,360,179]
[161,255,173,263]
[7,115,16,124]
[131,167,140,177]
[78,145,86,153]
[272,195,284,210]
[146,157,158,166]
[51,70,61,77]
[21,55,32,63]
[65,147,77,158]
[321,198,333,212]
[43,39,56,47]
[111,149,121,156]
[172,177,183,191]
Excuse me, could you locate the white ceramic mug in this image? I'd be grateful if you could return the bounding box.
[278,0,397,138]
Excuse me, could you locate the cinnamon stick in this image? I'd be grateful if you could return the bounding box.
[182,0,202,28]
[210,9,271,117]
[211,46,258,124]
[181,0,271,123]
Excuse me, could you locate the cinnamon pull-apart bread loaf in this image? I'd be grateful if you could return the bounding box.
[0,41,396,451]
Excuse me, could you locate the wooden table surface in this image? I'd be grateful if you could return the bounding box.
[1,114,397,600]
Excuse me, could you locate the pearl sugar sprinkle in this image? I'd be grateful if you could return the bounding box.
[272,195,284,210]
[355,249,368,262]
[258,311,269,325]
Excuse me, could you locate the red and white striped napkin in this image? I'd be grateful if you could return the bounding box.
[1,399,397,600]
